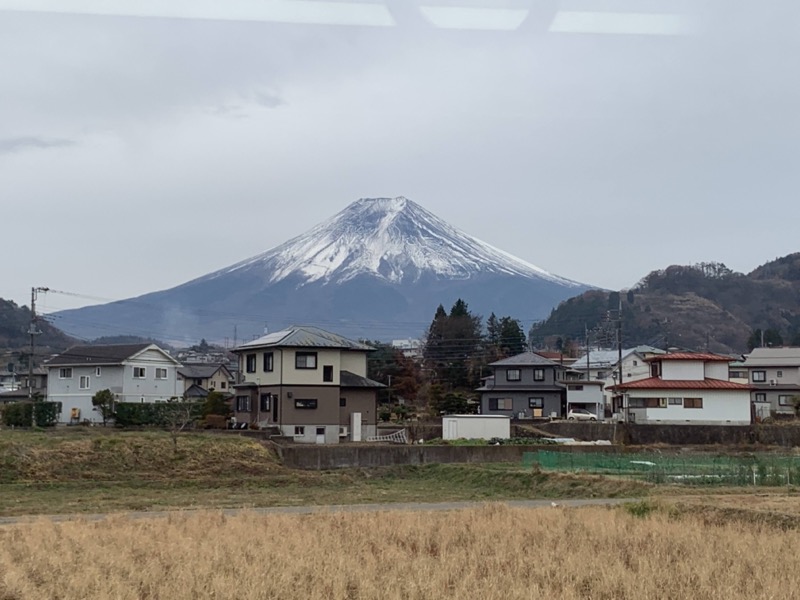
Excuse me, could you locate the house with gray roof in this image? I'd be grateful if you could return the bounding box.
[177,363,234,398]
[231,326,384,443]
[742,347,800,418]
[45,343,182,424]
[476,352,568,419]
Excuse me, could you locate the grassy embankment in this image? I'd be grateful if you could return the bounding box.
[0,429,647,516]
[2,503,800,599]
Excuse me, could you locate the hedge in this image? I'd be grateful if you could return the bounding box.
[1,401,61,427]
[115,401,203,427]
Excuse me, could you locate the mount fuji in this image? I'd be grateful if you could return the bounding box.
[52,197,591,342]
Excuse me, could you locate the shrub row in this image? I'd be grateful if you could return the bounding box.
[1,401,61,427]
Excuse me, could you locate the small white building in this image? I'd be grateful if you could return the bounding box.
[612,352,752,425]
[565,380,605,419]
[442,415,511,441]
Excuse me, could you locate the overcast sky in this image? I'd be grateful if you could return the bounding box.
[2,0,799,315]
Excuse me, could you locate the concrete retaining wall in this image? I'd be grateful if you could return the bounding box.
[279,443,616,470]
[530,422,800,447]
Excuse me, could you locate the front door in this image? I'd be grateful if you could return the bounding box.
[315,426,325,444]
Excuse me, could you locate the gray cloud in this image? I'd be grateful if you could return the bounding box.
[0,136,74,154]
[0,0,799,321]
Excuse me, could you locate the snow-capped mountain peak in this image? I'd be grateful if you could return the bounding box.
[217,197,581,287]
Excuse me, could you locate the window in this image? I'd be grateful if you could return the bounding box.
[155,368,167,379]
[79,375,90,390]
[650,363,661,377]
[506,369,521,382]
[779,395,793,406]
[295,352,317,369]
[263,352,274,372]
[628,398,645,408]
[752,371,766,383]
[236,395,251,412]
[567,384,584,391]
[323,365,334,382]
[295,398,318,409]
[194,378,202,385]
[259,394,271,411]
[684,397,703,409]
[632,360,638,367]
[59,367,72,379]
[245,353,256,373]
[294,426,305,436]
[643,398,666,408]
[488,398,513,411]
[755,393,767,402]
[95,367,102,377]
[528,397,543,408]
[221,381,227,389]
[133,367,146,379]
[777,370,783,378]
[668,397,683,405]
[340,397,347,407]
[596,371,607,379]
[533,368,545,382]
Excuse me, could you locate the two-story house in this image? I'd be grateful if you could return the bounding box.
[45,343,182,424]
[570,346,665,412]
[230,326,384,443]
[611,352,751,424]
[476,352,567,419]
[741,347,800,418]
[177,363,234,399]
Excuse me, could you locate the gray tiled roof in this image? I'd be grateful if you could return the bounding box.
[743,347,800,367]
[236,326,373,351]
[178,363,228,379]
[489,352,561,367]
[184,384,210,398]
[340,370,386,389]
[45,344,154,366]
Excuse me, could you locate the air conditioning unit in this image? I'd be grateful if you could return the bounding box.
[770,380,777,386]
[338,426,348,438]
[658,398,667,408]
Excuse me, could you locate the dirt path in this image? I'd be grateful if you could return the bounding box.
[0,497,640,526]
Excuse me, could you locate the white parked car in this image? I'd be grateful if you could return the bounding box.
[567,408,597,421]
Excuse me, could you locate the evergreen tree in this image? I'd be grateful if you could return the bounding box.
[498,317,527,356]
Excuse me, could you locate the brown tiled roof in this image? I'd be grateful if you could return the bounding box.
[647,352,734,362]
[611,377,752,391]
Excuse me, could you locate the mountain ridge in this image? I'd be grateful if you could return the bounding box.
[529,256,800,354]
[51,197,590,342]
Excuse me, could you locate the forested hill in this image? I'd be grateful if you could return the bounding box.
[0,298,75,358]
[529,255,800,354]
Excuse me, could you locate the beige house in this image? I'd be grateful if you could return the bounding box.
[231,326,384,443]
[177,363,234,398]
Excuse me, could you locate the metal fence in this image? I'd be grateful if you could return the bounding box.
[525,450,800,486]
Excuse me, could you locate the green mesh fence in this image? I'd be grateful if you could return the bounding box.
[524,450,800,486]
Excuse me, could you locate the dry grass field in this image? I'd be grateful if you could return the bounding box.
[2,504,800,600]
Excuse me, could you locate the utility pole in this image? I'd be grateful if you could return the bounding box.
[28,287,49,399]
[617,294,625,421]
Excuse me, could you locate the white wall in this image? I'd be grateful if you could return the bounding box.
[661,361,705,381]
[704,362,729,380]
[626,389,751,424]
[442,416,510,440]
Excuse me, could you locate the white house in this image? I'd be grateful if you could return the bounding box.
[570,346,665,412]
[611,352,752,425]
[45,343,182,424]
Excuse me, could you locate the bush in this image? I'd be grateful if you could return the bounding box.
[1,401,61,427]
[115,402,203,428]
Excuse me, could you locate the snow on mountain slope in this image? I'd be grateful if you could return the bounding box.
[209,197,581,287]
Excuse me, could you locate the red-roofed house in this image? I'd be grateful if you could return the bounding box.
[611,352,752,424]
